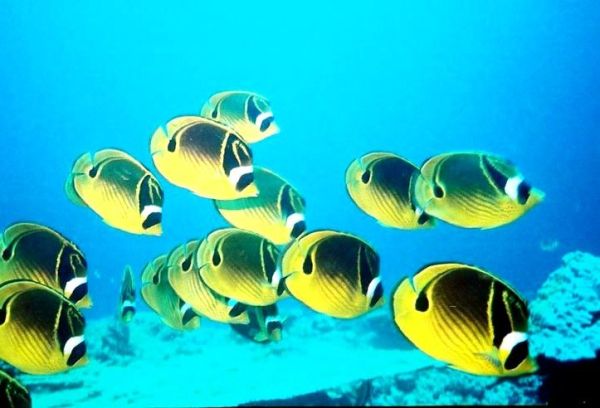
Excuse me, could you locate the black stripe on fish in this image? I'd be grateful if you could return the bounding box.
[229,302,247,318]
[491,283,513,349]
[482,156,509,193]
[358,245,372,296]
[57,247,77,289]
[56,304,72,353]
[504,339,529,370]
[262,241,277,283]
[246,95,261,124]
[280,185,295,219]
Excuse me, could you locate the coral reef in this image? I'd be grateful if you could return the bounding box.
[528,251,600,361]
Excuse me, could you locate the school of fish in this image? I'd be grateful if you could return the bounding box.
[1,90,545,406]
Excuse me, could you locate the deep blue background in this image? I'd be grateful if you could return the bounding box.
[1,1,598,318]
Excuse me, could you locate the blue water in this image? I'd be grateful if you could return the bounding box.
[1,0,598,322]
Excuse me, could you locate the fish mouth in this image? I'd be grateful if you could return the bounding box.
[286,213,306,238]
[367,277,384,308]
[64,336,87,367]
[141,205,163,230]
[64,277,89,306]
[180,302,197,325]
[228,166,254,192]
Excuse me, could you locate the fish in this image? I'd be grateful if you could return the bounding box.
[0,370,31,408]
[200,91,279,143]
[0,279,88,375]
[119,265,136,323]
[0,222,91,308]
[65,149,164,235]
[345,152,434,229]
[230,304,284,344]
[214,166,306,245]
[166,240,249,324]
[141,255,201,330]
[411,152,544,229]
[277,230,383,319]
[196,228,282,306]
[391,262,538,376]
[150,116,259,200]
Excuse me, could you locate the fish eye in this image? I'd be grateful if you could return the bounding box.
[167,138,177,152]
[302,255,313,275]
[212,248,222,267]
[433,185,444,198]
[152,272,160,285]
[211,107,219,119]
[361,170,371,184]
[1,249,11,261]
[182,255,192,272]
[88,167,98,178]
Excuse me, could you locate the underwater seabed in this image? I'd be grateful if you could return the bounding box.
[14,251,600,407]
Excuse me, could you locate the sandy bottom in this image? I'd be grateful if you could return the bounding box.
[22,301,438,407]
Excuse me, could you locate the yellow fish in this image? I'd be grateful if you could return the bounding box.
[0,280,88,375]
[196,228,281,306]
[230,304,283,344]
[214,166,306,245]
[412,152,544,229]
[166,240,249,324]
[277,230,383,319]
[119,265,135,323]
[66,149,163,235]
[0,222,91,308]
[200,91,279,143]
[150,116,258,200]
[346,152,434,229]
[141,255,201,330]
[0,370,31,408]
[392,262,538,376]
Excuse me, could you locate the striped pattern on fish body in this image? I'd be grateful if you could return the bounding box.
[346,152,434,229]
[412,152,544,229]
[119,265,136,323]
[150,116,258,200]
[166,240,249,324]
[66,149,163,235]
[214,166,306,245]
[0,370,31,408]
[141,255,201,330]
[201,91,279,143]
[392,263,537,376]
[0,223,91,308]
[0,280,87,375]
[279,230,384,319]
[196,228,281,306]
